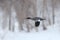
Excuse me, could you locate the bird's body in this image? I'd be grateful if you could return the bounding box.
[35,21,40,27]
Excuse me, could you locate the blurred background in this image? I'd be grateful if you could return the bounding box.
[0,0,60,32]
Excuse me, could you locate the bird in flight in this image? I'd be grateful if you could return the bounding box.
[26,17,46,27]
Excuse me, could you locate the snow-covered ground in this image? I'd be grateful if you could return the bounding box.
[0,23,60,40]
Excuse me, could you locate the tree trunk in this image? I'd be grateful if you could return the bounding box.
[0,0,12,30]
[42,0,47,30]
[52,0,56,24]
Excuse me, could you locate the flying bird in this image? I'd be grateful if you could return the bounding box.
[26,17,46,27]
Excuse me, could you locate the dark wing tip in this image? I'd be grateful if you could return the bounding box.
[26,17,31,19]
[40,18,46,21]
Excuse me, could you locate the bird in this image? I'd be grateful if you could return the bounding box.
[26,17,46,27]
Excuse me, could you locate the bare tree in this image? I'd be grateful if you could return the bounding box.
[0,0,12,30]
[25,0,37,32]
[52,0,57,24]
[42,0,47,30]
[12,0,37,32]
[12,0,25,31]
[46,0,51,25]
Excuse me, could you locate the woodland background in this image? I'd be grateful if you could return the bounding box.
[0,0,60,40]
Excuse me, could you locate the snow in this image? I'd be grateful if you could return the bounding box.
[0,23,60,40]
[4,31,60,40]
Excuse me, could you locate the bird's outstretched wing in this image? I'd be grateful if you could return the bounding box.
[40,18,46,21]
[26,17,46,21]
[33,17,46,21]
[26,17,31,19]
